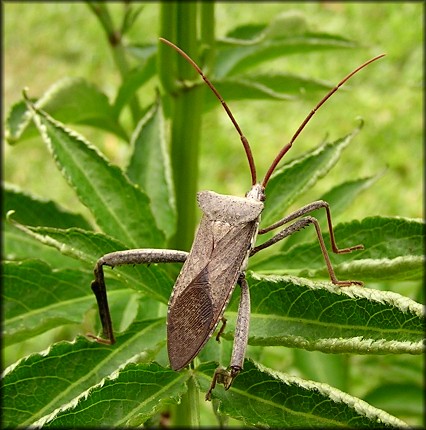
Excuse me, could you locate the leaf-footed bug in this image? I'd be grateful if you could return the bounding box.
[89,38,385,400]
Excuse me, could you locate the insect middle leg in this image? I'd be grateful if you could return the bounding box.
[89,249,188,344]
[206,274,250,401]
[251,200,364,286]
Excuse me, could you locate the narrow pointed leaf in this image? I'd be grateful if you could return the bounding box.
[6,78,128,144]
[3,185,91,265]
[4,183,91,229]
[224,11,308,41]
[217,72,332,99]
[112,54,157,117]
[262,124,362,227]
[5,99,34,144]
[2,256,138,346]
[2,320,166,428]
[37,363,187,428]
[223,273,424,354]
[25,100,165,248]
[199,72,336,113]
[197,360,408,428]
[2,260,95,346]
[216,26,356,77]
[3,223,81,267]
[127,98,176,239]
[8,222,175,304]
[120,4,145,36]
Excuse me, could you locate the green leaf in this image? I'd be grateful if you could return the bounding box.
[3,183,91,229]
[262,124,362,228]
[2,260,95,346]
[363,383,424,421]
[252,217,424,281]
[25,99,165,248]
[4,99,34,144]
[225,11,308,41]
[223,273,424,354]
[2,256,135,346]
[197,360,408,428]
[6,78,128,144]
[206,75,294,104]
[39,362,187,428]
[216,37,356,78]
[216,13,357,78]
[317,174,383,220]
[200,73,334,111]
[127,98,176,239]
[225,22,271,41]
[237,72,334,95]
[1,321,167,428]
[3,185,92,265]
[120,4,144,36]
[3,223,82,267]
[7,223,175,304]
[112,53,157,117]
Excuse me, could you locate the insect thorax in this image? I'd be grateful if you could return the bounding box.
[197,190,263,225]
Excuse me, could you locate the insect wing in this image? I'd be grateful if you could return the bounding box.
[167,219,258,370]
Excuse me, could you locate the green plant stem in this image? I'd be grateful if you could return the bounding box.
[158,2,177,94]
[160,2,213,252]
[169,88,203,251]
[86,2,141,125]
[159,3,215,425]
[173,373,200,427]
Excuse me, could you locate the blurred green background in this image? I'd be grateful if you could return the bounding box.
[4,2,423,225]
[3,3,424,426]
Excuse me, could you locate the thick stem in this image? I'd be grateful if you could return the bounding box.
[163,2,209,252]
[173,372,200,427]
[159,2,215,424]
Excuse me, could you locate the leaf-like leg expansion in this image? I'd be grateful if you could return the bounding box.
[89,249,188,344]
[253,216,363,286]
[206,275,250,400]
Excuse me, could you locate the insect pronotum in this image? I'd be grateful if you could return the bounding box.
[89,38,385,400]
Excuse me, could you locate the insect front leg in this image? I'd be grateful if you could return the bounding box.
[251,201,364,286]
[89,249,188,344]
[206,275,250,401]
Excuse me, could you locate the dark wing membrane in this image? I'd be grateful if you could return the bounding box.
[167,267,213,370]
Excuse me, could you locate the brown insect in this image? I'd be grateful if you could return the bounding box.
[90,38,384,400]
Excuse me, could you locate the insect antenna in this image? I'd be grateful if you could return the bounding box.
[261,53,386,188]
[159,37,258,186]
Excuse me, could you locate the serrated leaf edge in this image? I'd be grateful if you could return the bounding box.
[249,272,424,317]
[23,99,165,246]
[32,361,185,428]
[4,319,164,427]
[250,360,409,427]
[250,333,424,355]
